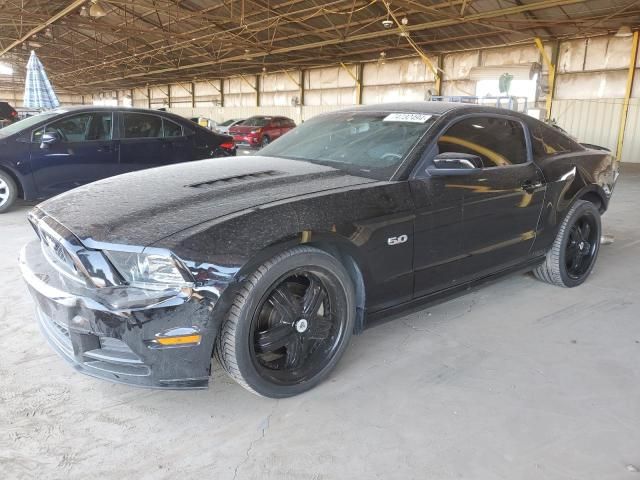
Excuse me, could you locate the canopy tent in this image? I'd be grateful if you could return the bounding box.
[23,50,59,110]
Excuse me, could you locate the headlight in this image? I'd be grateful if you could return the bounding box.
[104,250,193,290]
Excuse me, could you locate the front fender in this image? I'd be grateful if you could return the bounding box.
[154,181,416,314]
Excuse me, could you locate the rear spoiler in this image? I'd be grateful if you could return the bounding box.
[580,143,611,152]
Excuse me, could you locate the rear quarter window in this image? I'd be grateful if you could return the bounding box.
[529,122,583,160]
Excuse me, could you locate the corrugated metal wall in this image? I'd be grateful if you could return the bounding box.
[621,98,640,163]
[551,34,639,162]
[551,99,623,151]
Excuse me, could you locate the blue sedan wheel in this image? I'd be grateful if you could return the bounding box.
[0,172,18,213]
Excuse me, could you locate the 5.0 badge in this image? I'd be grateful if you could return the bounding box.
[387,235,408,246]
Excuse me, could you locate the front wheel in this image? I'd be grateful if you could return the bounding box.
[216,246,356,397]
[533,200,601,287]
[0,171,18,214]
[260,136,270,148]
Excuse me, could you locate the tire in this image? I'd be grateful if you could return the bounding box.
[215,246,356,398]
[261,136,270,148]
[533,200,601,287]
[0,171,18,214]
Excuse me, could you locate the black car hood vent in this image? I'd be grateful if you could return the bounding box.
[188,170,282,188]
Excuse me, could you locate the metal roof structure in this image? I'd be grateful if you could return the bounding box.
[0,0,638,94]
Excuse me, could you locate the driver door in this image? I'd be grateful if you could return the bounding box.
[411,114,546,297]
[30,111,118,197]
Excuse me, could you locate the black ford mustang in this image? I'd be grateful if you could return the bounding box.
[20,102,618,397]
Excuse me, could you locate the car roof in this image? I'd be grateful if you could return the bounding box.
[333,101,548,124]
[342,101,485,115]
[49,105,171,115]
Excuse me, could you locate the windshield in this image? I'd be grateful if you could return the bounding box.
[219,119,240,127]
[0,112,58,137]
[259,111,437,179]
[241,116,270,127]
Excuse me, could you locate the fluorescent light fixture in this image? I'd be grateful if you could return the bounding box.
[0,63,13,75]
[90,1,107,18]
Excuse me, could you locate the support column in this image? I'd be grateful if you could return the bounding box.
[535,37,558,121]
[220,79,224,107]
[356,63,364,105]
[191,82,196,108]
[616,30,639,163]
[167,84,172,108]
[340,62,362,105]
[434,54,443,96]
[256,75,261,107]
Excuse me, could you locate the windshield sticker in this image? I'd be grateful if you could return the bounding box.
[383,113,432,123]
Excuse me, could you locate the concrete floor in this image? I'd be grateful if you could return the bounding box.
[1,165,639,480]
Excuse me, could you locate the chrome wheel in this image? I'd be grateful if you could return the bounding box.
[250,270,345,386]
[0,178,10,207]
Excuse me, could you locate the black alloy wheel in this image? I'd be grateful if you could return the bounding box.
[216,246,356,397]
[565,214,598,280]
[533,199,602,287]
[250,270,344,386]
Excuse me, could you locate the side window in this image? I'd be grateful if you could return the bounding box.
[163,118,183,138]
[437,116,528,167]
[529,122,581,160]
[271,119,282,128]
[33,112,112,143]
[123,113,162,139]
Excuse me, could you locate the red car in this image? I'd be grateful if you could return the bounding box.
[229,115,296,149]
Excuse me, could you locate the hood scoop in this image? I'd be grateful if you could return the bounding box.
[188,170,282,188]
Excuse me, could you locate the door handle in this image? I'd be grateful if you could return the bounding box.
[97,144,112,152]
[521,180,543,193]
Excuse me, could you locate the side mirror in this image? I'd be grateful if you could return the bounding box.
[40,131,61,149]
[431,152,483,171]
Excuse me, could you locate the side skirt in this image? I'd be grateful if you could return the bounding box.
[363,256,546,329]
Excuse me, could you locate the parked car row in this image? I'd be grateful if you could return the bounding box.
[228,116,296,149]
[187,115,297,150]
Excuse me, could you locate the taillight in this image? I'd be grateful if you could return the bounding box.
[220,141,235,149]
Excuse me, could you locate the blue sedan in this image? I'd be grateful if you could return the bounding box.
[0,106,235,212]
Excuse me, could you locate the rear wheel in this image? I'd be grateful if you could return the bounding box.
[0,171,18,214]
[216,246,356,397]
[533,200,601,287]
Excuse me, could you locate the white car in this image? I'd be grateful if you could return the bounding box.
[216,118,244,134]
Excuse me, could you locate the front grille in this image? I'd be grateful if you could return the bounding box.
[84,337,149,377]
[38,309,73,357]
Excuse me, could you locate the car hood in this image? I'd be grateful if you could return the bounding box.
[37,156,377,247]
[229,125,260,134]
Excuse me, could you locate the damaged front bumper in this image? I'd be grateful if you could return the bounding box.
[20,239,221,389]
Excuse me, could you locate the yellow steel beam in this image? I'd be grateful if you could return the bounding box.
[535,37,556,121]
[238,74,257,91]
[71,0,587,87]
[340,61,362,104]
[616,30,639,162]
[282,69,300,87]
[434,55,443,96]
[0,0,87,57]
